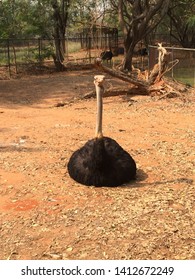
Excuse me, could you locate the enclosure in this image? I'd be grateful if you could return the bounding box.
[149,46,195,87]
[0,27,118,78]
[0,68,194,260]
[0,37,194,88]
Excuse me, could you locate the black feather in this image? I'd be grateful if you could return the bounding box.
[100,50,113,62]
[67,137,136,187]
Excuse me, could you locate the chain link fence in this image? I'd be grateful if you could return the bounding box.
[0,38,194,87]
[149,45,195,87]
[0,29,118,78]
[0,37,109,78]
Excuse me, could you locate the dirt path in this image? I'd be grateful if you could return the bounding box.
[0,69,194,260]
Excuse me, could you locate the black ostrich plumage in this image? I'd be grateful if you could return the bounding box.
[67,136,136,187]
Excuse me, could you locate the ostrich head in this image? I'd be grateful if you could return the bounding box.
[94,75,105,139]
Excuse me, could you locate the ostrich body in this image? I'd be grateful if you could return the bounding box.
[67,75,136,187]
[100,50,113,63]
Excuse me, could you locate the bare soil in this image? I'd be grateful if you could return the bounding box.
[0,69,194,260]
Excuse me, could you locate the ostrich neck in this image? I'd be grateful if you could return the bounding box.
[95,84,103,138]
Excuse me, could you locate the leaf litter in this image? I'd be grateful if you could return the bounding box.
[0,69,194,260]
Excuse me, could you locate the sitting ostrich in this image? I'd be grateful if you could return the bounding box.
[67,75,136,187]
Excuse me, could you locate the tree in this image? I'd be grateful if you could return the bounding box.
[51,0,70,71]
[111,0,171,71]
[167,0,195,48]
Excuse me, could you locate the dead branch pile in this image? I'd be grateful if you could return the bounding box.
[95,43,187,98]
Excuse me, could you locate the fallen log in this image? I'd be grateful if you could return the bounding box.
[95,59,149,95]
[83,87,134,99]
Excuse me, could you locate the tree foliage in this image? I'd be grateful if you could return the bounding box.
[0,0,30,38]
[68,0,110,33]
[0,0,194,72]
[167,0,195,48]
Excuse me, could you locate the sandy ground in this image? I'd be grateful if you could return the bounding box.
[0,69,194,260]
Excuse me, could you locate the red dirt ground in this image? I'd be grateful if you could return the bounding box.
[0,69,194,260]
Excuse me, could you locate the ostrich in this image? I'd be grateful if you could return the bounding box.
[100,50,113,63]
[67,75,136,187]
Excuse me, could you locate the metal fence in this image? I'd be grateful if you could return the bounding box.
[149,45,195,87]
[0,38,96,77]
[0,38,194,87]
[0,37,114,78]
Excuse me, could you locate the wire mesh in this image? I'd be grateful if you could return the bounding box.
[149,45,195,87]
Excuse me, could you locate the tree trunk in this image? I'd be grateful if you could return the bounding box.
[53,36,66,71]
[52,0,69,71]
[123,40,137,71]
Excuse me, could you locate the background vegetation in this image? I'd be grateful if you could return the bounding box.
[0,0,194,71]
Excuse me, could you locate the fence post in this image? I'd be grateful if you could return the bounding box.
[7,39,11,78]
[87,36,92,63]
[38,38,41,65]
[171,48,174,79]
[12,42,18,74]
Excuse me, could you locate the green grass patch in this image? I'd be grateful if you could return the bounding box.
[167,67,195,87]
